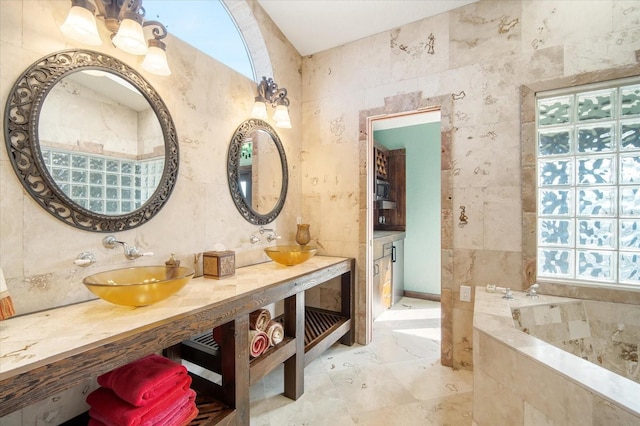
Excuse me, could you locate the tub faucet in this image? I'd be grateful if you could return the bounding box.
[525,284,539,298]
[103,236,154,260]
[502,288,514,300]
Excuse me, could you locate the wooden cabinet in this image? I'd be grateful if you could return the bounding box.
[386,149,406,230]
[373,146,406,231]
[391,238,404,305]
[373,241,392,319]
[374,145,388,179]
[381,255,392,310]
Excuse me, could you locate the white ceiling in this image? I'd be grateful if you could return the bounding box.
[255,0,478,56]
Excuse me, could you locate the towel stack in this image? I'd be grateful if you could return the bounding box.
[86,354,198,426]
[249,308,285,358]
[212,308,285,359]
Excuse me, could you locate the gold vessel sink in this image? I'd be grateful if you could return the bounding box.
[264,245,317,266]
[83,266,194,307]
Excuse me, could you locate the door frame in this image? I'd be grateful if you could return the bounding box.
[360,92,454,367]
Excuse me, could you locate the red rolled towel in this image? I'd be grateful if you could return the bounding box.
[87,385,193,426]
[212,326,223,346]
[249,329,269,358]
[265,320,284,346]
[249,308,271,331]
[97,354,189,407]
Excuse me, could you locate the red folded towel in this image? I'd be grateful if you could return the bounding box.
[159,391,198,426]
[86,382,192,426]
[178,403,199,426]
[89,389,198,426]
[97,354,189,407]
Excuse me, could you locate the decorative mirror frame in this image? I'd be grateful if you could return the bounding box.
[227,119,288,225]
[4,49,178,232]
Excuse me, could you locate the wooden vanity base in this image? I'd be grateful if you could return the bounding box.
[0,256,355,426]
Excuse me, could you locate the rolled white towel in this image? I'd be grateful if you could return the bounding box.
[265,320,284,346]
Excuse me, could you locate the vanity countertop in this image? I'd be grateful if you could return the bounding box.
[0,255,353,416]
[373,230,405,245]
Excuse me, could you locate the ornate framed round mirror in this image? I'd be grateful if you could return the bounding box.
[227,119,288,225]
[4,50,178,232]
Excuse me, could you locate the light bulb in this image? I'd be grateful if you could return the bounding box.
[251,101,268,120]
[112,18,148,55]
[141,45,171,76]
[272,104,290,122]
[60,5,101,46]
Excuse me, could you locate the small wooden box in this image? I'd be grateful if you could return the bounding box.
[203,250,235,279]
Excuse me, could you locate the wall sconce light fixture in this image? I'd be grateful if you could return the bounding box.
[250,76,291,128]
[60,0,171,76]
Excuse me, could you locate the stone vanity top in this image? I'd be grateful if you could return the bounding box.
[473,288,640,417]
[0,255,352,415]
[373,230,405,244]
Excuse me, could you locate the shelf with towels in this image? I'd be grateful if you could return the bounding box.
[164,258,354,425]
[166,290,353,425]
[179,307,351,385]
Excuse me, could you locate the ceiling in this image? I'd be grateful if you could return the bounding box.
[255,0,478,56]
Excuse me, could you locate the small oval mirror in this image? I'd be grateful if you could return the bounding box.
[227,119,288,225]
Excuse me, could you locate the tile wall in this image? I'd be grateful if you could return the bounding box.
[0,0,302,316]
[300,0,640,367]
[0,1,301,422]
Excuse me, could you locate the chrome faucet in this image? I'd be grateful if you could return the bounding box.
[74,251,96,267]
[102,236,154,260]
[525,284,539,298]
[250,234,260,244]
[502,288,514,300]
[259,226,281,243]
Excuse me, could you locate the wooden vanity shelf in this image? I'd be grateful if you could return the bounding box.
[181,307,350,380]
[189,373,236,426]
[0,257,354,426]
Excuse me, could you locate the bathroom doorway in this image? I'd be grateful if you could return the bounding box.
[371,111,442,299]
[359,93,454,367]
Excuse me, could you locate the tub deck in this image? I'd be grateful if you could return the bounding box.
[473,288,640,425]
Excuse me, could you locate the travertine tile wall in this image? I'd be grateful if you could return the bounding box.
[300,0,640,368]
[0,0,303,318]
[0,0,302,423]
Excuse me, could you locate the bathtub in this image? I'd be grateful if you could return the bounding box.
[473,288,640,425]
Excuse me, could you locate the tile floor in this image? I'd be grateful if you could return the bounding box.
[247,297,474,425]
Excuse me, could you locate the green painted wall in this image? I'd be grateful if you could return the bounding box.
[374,122,441,295]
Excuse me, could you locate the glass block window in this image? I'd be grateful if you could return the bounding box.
[41,148,165,215]
[537,79,640,286]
